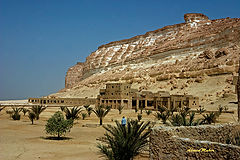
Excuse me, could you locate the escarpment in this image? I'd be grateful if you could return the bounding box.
[65,13,240,90]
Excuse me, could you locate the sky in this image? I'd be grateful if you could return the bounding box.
[0,0,240,100]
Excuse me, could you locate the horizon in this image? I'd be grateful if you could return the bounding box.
[1,0,240,100]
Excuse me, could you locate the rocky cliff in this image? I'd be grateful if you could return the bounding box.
[62,13,240,100]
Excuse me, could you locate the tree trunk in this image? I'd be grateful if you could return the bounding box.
[100,118,102,125]
[31,119,33,125]
[238,59,240,122]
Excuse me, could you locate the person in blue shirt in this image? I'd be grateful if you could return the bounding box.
[121,116,126,127]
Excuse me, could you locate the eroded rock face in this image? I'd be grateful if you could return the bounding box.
[65,62,84,88]
[65,13,240,89]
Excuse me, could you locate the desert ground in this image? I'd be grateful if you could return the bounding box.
[0,102,238,160]
[0,105,154,160]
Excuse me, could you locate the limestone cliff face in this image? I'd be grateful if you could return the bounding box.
[65,13,240,89]
[65,62,84,88]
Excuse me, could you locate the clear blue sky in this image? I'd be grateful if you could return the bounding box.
[0,0,239,100]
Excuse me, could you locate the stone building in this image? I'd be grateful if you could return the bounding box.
[28,97,96,106]
[96,83,199,110]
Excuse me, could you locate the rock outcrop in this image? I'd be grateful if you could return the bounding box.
[65,13,240,89]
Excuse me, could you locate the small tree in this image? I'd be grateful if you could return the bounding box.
[134,107,138,113]
[81,112,87,120]
[11,107,22,120]
[93,105,111,125]
[0,106,5,113]
[97,119,151,160]
[145,110,152,116]
[87,107,93,117]
[45,111,73,139]
[83,105,90,110]
[60,106,66,112]
[28,112,36,125]
[154,111,170,124]
[201,112,219,124]
[137,113,142,122]
[63,106,82,121]
[31,105,47,120]
[197,106,206,114]
[117,105,124,114]
[22,108,29,116]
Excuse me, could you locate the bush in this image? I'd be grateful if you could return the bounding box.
[81,113,87,120]
[201,112,219,124]
[97,119,151,160]
[154,111,170,124]
[45,111,73,139]
[11,107,22,120]
[137,113,142,122]
[145,110,152,116]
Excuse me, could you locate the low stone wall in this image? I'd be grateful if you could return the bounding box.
[150,123,240,160]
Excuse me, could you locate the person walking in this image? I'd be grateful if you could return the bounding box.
[121,116,126,127]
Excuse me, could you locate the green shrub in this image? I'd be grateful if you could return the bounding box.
[45,111,73,139]
[145,110,152,116]
[201,112,219,124]
[97,119,151,160]
[154,111,170,124]
[137,113,142,122]
[81,113,87,120]
[11,107,22,120]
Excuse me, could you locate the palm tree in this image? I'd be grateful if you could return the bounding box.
[28,112,36,124]
[97,119,151,160]
[93,105,111,125]
[81,112,87,120]
[145,110,152,116]
[154,111,170,124]
[83,105,90,110]
[11,107,22,120]
[21,107,29,116]
[30,105,47,120]
[0,106,5,112]
[63,106,82,121]
[117,105,124,114]
[201,112,219,124]
[87,107,93,117]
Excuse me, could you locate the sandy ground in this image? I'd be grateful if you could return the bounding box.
[0,105,238,160]
[0,107,153,160]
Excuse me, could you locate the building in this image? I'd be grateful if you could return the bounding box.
[96,83,199,110]
[28,97,96,106]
